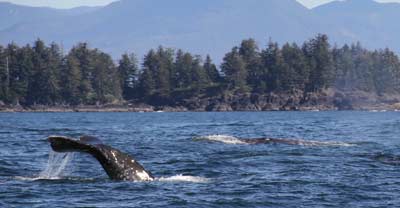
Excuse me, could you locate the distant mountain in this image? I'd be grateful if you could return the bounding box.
[0,2,98,30]
[313,0,400,50]
[0,0,399,62]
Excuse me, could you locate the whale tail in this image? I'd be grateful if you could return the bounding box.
[48,136,99,153]
[47,136,154,181]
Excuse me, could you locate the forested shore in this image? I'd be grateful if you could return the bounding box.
[1,34,400,112]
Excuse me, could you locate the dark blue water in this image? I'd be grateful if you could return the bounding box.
[0,112,399,207]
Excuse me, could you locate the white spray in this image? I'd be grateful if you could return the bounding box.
[39,151,74,179]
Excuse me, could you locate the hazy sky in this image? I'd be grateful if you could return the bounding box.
[296,0,400,8]
[1,0,400,9]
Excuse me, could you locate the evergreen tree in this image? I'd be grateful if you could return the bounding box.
[11,45,32,105]
[281,43,309,91]
[373,49,400,95]
[303,34,334,92]
[91,51,121,104]
[154,47,173,100]
[61,55,82,105]
[221,47,249,92]
[69,43,94,104]
[118,53,139,100]
[0,46,8,102]
[351,43,375,92]
[27,39,60,105]
[332,44,355,91]
[261,41,287,92]
[173,50,193,89]
[239,39,262,92]
[139,49,157,98]
[47,42,63,103]
[191,56,208,92]
[203,55,220,84]
[4,43,24,104]
[0,35,399,108]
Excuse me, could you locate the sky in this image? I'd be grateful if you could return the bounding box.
[296,0,400,8]
[1,0,400,9]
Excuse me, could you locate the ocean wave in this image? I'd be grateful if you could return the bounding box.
[14,176,63,181]
[193,135,247,145]
[18,127,75,133]
[14,175,210,183]
[157,175,210,183]
[14,176,98,182]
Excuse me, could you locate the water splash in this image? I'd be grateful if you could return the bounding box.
[193,135,247,144]
[38,151,74,179]
[157,175,210,183]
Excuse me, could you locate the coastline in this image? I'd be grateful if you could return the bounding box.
[1,103,399,113]
[2,91,400,113]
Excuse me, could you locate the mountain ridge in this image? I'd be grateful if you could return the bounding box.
[0,0,399,61]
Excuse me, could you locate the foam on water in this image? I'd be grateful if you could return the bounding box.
[38,151,74,180]
[193,135,247,144]
[369,110,388,113]
[157,175,210,183]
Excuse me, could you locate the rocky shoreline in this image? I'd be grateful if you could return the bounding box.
[1,91,400,113]
[1,104,399,113]
[1,105,399,113]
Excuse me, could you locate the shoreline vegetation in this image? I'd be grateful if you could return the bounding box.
[2,97,400,113]
[1,34,400,112]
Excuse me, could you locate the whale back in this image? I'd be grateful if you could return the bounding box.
[47,136,154,181]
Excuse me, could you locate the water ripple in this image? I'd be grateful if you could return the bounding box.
[0,112,399,207]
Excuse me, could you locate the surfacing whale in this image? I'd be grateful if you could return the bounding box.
[195,135,353,147]
[47,136,154,181]
[370,153,400,166]
[241,138,332,146]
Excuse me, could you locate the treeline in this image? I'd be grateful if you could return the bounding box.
[0,34,399,106]
[0,41,121,106]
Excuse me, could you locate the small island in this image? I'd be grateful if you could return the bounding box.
[1,34,400,112]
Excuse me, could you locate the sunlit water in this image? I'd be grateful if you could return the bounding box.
[0,112,399,207]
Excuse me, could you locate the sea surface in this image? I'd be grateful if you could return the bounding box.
[0,111,399,207]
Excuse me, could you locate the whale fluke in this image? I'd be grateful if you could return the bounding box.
[48,136,154,181]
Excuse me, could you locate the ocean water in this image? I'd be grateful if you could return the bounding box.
[0,111,399,207]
